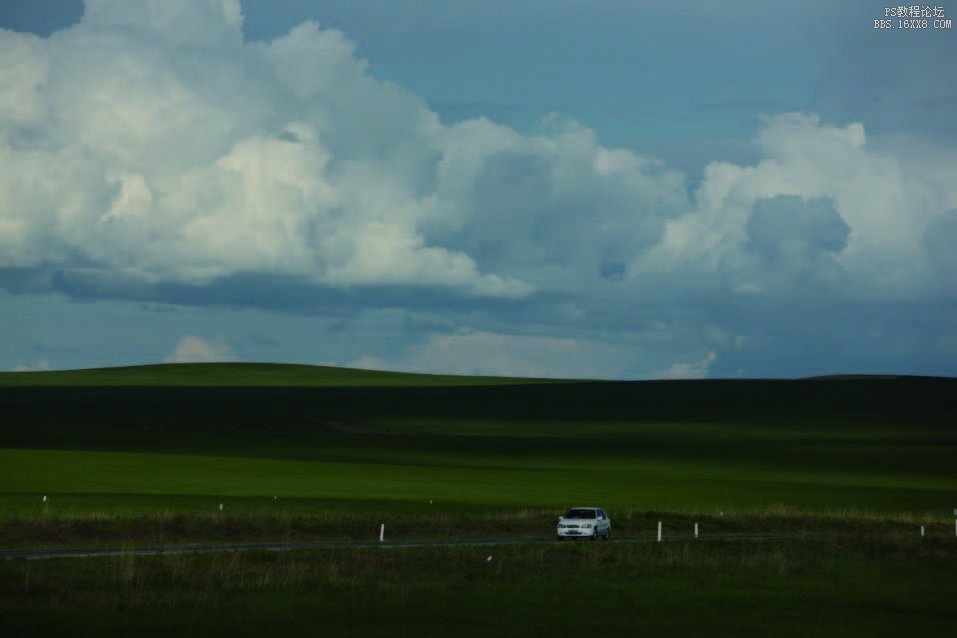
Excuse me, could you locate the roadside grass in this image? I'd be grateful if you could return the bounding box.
[1,506,952,550]
[2,539,956,636]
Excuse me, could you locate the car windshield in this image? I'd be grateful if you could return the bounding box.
[564,509,596,519]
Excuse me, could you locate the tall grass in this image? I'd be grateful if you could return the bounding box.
[3,540,956,636]
[2,507,953,549]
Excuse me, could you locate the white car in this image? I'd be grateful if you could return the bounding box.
[556,507,611,540]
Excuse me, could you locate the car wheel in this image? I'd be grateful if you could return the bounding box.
[604,530,611,541]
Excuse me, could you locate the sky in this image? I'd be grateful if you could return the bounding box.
[0,0,955,378]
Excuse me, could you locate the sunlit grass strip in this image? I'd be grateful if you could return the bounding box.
[0,362,565,387]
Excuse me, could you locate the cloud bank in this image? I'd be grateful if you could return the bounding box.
[1,0,955,378]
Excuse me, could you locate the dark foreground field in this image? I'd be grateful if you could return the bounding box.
[1,364,955,634]
[3,539,955,637]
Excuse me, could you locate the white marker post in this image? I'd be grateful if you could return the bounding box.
[42,495,47,503]
[219,503,223,512]
[657,521,662,542]
[379,524,385,543]
[921,525,925,537]
[694,523,699,539]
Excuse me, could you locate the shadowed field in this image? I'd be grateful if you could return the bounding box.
[1,365,954,527]
[2,539,956,637]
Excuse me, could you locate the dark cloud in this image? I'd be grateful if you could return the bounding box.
[689,99,794,113]
[31,343,79,355]
[625,137,759,190]
[922,208,957,286]
[708,299,957,378]
[429,99,554,128]
[0,0,82,35]
[814,26,957,137]
[599,262,625,282]
[918,95,957,109]
[248,333,280,347]
[0,268,57,295]
[275,129,303,143]
[10,268,553,319]
[745,196,850,261]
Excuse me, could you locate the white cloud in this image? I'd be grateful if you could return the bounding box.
[164,336,237,363]
[12,360,51,372]
[0,3,534,298]
[636,113,957,300]
[662,352,717,380]
[0,1,702,302]
[2,3,953,307]
[351,330,639,379]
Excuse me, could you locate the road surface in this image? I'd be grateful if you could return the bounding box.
[0,532,854,560]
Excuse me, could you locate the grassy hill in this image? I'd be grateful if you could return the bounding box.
[0,362,559,387]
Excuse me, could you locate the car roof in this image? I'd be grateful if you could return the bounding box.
[568,506,600,510]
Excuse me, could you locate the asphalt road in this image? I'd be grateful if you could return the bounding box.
[0,532,854,560]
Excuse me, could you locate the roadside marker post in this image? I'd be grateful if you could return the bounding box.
[657,521,662,542]
[694,523,699,539]
[921,525,925,537]
[42,495,47,503]
[379,524,385,543]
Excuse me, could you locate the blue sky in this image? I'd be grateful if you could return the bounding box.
[0,0,955,378]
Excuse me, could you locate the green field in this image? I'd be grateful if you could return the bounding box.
[1,363,955,634]
[1,364,954,522]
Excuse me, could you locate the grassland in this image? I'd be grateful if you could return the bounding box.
[1,363,955,634]
[1,366,953,525]
[3,539,956,637]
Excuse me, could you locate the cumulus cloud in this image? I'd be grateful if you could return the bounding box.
[0,1,689,301]
[164,336,237,363]
[636,113,956,300]
[2,2,953,308]
[0,1,955,378]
